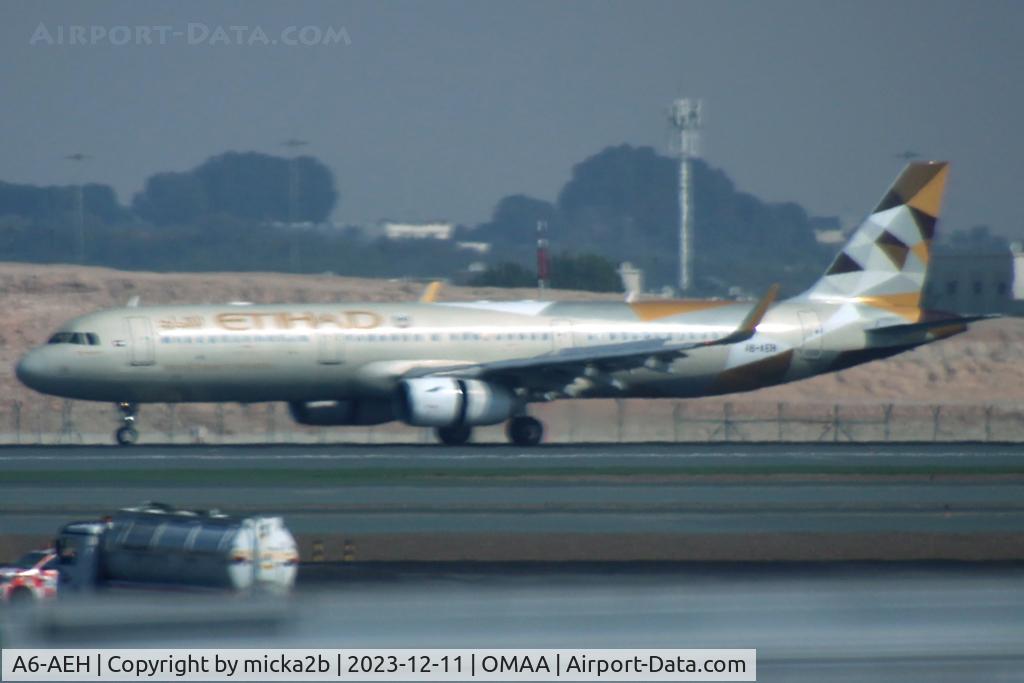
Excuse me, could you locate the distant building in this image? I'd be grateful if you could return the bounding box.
[813,229,846,246]
[811,216,845,245]
[382,221,454,240]
[455,241,491,254]
[923,246,1014,314]
[1013,243,1024,301]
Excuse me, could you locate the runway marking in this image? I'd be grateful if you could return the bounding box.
[0,448,1015,462]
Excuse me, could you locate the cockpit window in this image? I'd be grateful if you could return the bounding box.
[48,332,101,346]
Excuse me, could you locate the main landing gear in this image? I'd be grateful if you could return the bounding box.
[436,424,472,445]
[506,415,544,447]
[433,415,546,447]
[115,402,139,446]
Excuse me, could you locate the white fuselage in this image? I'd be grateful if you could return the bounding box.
[16,298,882,406]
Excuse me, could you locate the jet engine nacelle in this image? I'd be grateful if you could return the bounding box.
[288,399,394,426]
[395,378,516,427]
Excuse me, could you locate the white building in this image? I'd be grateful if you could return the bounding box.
[456,241,491,254]
[382,221,454,240]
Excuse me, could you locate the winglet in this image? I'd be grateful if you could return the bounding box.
[419,281,443,303]
[720,284,779,344]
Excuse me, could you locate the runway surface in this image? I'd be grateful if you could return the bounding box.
[4,562,1024,682]
[4,444,1024,680]
[3,443,1024,559]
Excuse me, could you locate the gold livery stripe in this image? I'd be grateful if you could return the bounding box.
[857,292,922,321]
[628,300,732,322]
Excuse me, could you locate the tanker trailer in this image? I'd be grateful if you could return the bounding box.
[53,503,298,595]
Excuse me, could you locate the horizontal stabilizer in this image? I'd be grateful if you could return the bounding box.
[868,314,996,338]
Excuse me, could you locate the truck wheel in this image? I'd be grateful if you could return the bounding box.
[7,587,35,605]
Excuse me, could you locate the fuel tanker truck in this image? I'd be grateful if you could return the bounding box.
[53,503,298,596]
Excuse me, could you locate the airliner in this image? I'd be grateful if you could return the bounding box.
[16,162,977,445]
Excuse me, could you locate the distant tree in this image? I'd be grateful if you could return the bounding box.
[550,252,622,292]
[132,151,338,226]
[131,172,206,225]
[468,194,560,268]
[0,180,127,225]
[553,144,828,295]
[468,261,536,288]
[469,252,621,292]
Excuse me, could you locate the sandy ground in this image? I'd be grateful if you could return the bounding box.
[5,261,1023,402]
[2,261,1023,443]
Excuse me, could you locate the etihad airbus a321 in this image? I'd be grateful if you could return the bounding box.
[17,162,978,446]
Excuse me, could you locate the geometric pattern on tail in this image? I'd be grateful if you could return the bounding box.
[807,162,948,312]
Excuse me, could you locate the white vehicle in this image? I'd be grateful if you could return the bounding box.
[55,503,298,595]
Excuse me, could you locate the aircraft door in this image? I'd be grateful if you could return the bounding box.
[797,311,823,359]
[126,317,156,366]
[317,332,343,365]
[550,320,575,351]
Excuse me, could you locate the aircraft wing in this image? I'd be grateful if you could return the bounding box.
[403,285,779,392]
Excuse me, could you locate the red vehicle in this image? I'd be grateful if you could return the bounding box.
[0,550,59,605]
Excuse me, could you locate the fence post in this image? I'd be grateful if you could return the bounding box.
[776,402,784,441]
[883,404,893,441]
[724,402,733,441]
[168,404,176,443]
[616,399,625,443]
[673,402,681,442]
[984,405,993,442]
[568,401,577,444]
[217,403,225,443]
[60,400,74,444]
[931,405,941,441]
[266,403,276,444]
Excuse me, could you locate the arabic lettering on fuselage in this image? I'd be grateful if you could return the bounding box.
[158,311,385,332]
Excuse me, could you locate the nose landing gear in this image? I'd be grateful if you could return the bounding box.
[115,402,139,446]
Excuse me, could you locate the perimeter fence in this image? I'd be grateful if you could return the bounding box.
[2,398,1024,445]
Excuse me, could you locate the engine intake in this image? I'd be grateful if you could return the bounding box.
[395,378,515,427]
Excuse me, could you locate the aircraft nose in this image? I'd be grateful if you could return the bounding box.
[15,351,49,391]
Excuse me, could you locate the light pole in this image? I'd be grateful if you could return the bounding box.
[65,153,91,263]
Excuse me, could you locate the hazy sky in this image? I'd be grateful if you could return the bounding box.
[2,1,1022,238]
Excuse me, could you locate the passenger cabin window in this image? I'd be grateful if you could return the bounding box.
[48,332,101,346]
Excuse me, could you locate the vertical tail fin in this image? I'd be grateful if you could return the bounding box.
[806,161,949,317]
